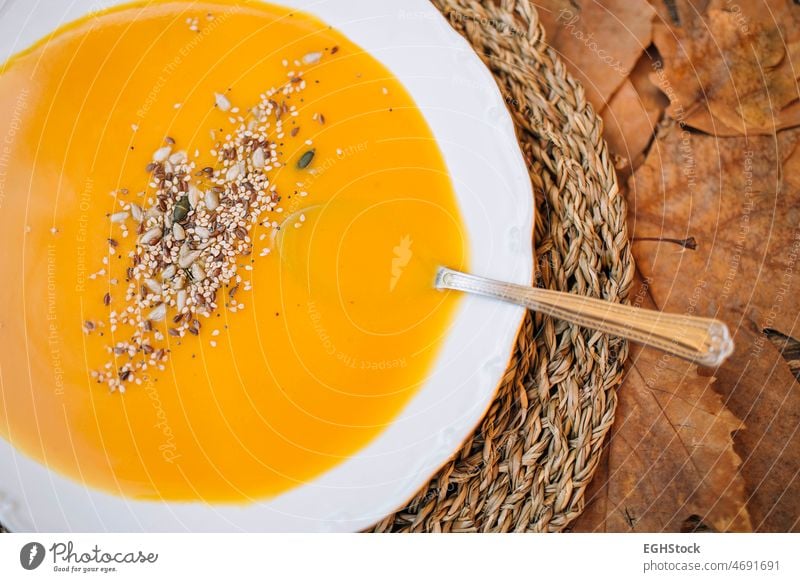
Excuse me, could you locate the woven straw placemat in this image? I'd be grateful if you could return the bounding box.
[369,0,634,533]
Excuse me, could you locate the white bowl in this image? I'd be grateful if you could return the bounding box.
[0,0,533,532]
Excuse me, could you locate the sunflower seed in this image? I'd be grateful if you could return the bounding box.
[302,51,322,65]
[188,184,203,208]
[225,161,245,182]
[204,189,220,211]
[214,92,231,112]
[130,203,144,222]
[176,289,188,311]
[169,151,188,165]
[152,146,172,162]
[144,278,163,294]
[191,263,206,281]
[173,223,186,241]
[147,304,167,322]
[139,227,163,245]
[178,251,201,269]
[252,147,266,168]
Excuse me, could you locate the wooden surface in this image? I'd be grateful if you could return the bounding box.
[534,0,800,532]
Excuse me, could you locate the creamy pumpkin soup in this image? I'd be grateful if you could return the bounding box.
[0,0,468,501]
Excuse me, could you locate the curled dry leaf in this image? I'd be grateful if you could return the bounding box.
[651,0,800,135]
[536,0,656,110]
[601,51,670,172]
[622,123,800,531]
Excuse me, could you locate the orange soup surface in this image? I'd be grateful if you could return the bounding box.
[0,0,468,501]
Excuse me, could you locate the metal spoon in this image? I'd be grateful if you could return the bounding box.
[274,206,734,367]
[435,267,733,367]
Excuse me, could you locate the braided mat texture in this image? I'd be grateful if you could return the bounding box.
[369,0,635,533]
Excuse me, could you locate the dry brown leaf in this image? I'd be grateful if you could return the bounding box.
[715,327,800,531]
[535,0,656,110]
[651,0,800,135]
[602,80,650,167]
[601,52,669,172]
[629,124,800,340]
[572,283,751,532]
[623,123,800,531]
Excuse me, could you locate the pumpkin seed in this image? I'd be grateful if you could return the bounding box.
[297,149,315,169]
[173,195,191,222]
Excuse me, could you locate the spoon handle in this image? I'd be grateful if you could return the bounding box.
[436,267,734,367]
